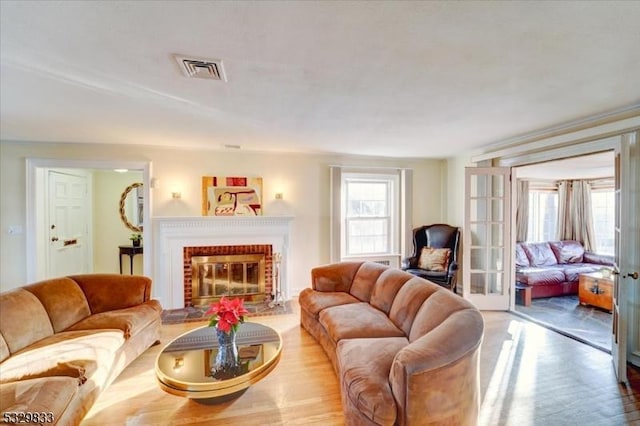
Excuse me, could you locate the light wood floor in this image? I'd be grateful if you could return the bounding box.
[82,303,640,426]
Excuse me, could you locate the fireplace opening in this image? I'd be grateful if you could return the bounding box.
[191,254,266,306]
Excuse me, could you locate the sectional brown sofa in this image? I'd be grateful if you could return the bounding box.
[0,274,162,425]
[515,240,615,298]
[299,261,484,426]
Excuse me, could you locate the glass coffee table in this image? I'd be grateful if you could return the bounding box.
[155,322,282,399]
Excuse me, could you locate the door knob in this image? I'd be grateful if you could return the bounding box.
[627,272,639,280]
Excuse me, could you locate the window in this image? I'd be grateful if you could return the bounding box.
[527,190,558,242]
[591,189,615,255]
[342,174,398,256]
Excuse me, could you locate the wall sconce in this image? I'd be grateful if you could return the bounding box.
[275,192,284,200]
[173,357,184,371]
[171,184,182,199]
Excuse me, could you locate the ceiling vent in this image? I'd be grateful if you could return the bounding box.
[174,55,227,81]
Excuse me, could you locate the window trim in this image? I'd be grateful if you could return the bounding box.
[341,172,400,258]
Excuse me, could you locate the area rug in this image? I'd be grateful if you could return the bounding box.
[514,295,612,352]
[161,300,294,324]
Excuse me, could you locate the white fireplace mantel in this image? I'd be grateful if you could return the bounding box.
[152,216,294,309]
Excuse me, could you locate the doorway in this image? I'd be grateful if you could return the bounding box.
[26,158,151,283]
[466,127,640,382]
[512,151,615,352]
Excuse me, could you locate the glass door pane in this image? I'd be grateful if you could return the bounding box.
[463,167,512,310]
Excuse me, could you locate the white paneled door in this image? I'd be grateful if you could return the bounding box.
[48,170,89,278]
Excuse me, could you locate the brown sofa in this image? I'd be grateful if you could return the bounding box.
[516,240,615,298]
[0,274,162,425]
[299,262,484,426]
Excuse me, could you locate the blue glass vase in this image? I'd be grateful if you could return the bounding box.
[211,328,239,379]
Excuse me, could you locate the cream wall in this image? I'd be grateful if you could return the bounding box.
[93,170,144,274]
[444,155,475,227]
[0,141,446,294]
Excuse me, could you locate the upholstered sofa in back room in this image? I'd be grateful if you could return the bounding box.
[300,261,484,426]
[516,240,615,299]
[0,274,162,425]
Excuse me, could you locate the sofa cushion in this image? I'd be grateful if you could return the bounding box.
[522,242,558,267]
[370,268,412,314]
[319,303,405,342]
[417,247,451,272]
[388,278,439,336]
[0,360,96,386]
[0,377,79,423]
[0,289,54,354]
[25,278,92,333]
[66,300,162,339]
[0,330,123,385]
[298,288,360,318]
[70,274,152,314]
[549,240,585,264]
[516,268,565,286]
[583,252,615,266]
[409,291,473,343]
[311,262,362,293]
[558,264,607,283]
[0,334,9,364]
[349,262,387,303]
[515,243,530,267]
[337,337,408,425]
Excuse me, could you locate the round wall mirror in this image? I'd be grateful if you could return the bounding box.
[119,182,143,232]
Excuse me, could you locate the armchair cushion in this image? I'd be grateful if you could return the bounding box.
[417,247,451,272]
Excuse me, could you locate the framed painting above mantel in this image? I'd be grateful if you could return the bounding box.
[202,176,263,216]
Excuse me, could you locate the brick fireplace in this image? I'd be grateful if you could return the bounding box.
[153,216,293,309]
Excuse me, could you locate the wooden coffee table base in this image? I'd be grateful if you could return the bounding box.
[515,284,532,307]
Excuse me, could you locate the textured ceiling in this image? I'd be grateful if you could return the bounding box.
[1,1,639,158]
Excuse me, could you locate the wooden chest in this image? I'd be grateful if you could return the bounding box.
[578,272,613,312]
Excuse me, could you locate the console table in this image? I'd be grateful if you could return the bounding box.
[119,245,143,275]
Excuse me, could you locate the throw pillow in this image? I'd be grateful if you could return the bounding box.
[417,247,451,272]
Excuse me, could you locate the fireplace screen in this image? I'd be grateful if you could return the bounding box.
[191,254,266,306]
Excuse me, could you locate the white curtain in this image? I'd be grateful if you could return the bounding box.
[556,179,596,251]
[515,179,529,242]
[570,180,596,251]
[556,180,571,240]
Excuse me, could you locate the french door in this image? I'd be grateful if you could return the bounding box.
[612,131,640,382]
[463,167,512,310]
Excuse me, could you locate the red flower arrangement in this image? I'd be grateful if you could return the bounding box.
[205,296,249,334]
